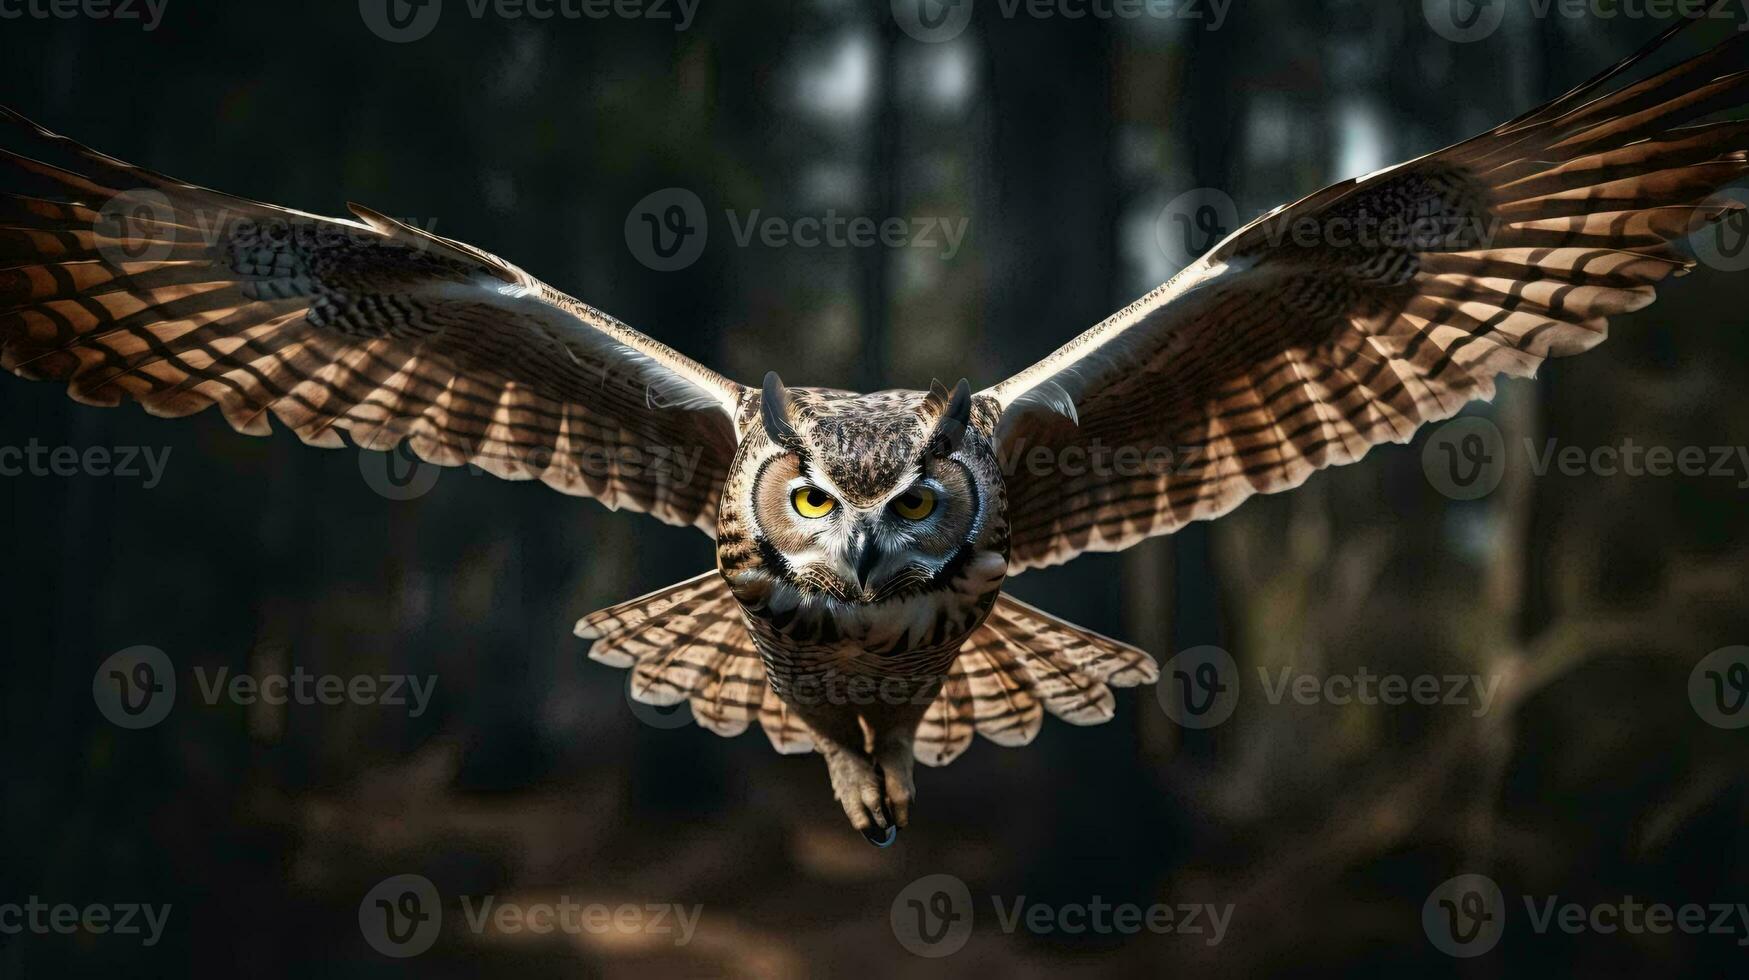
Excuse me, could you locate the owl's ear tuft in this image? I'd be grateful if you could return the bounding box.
[760,371,799,446]
[927,378,973,456]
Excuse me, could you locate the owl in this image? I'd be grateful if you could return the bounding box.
[3,20,1746,845]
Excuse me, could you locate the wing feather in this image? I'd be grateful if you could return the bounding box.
[0,107,743,533]
[988,22,1749,571]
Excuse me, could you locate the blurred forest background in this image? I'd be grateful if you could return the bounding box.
[2,0,1747,975]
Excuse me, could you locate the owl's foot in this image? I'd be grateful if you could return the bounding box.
[824,747,898,846]
[875,742,916,831]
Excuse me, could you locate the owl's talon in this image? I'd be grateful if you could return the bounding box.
[861,820,898,848]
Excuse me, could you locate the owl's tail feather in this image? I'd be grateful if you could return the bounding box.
[913,594,1159,767]
[576,570,815,754]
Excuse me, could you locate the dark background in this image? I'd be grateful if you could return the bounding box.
[2,0,1747,975]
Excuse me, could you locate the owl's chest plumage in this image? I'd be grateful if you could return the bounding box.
[727,548,1007,694]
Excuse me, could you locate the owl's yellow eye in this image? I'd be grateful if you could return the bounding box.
[891,487,937,521]
[791,486,837,519]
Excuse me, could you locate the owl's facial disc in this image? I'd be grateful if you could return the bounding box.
[752,453,977,603]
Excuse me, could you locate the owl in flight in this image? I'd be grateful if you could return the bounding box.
[3,20,1746,845]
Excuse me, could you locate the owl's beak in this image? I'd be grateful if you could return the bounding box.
[851,534,885,592]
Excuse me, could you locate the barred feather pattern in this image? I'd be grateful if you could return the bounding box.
[578,571,787,743]
[577,574,1158,766]
[991,22,1749,571]
[0,107,741,533]
[914,592,1158,766]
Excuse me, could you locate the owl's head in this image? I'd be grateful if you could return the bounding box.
[722,373,1001,607]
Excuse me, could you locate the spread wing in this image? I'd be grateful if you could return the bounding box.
[988,22,1749,572]
[0,108,743,534]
